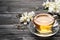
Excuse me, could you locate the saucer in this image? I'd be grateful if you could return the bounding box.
[27,20,59,37]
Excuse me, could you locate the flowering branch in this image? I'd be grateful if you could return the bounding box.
[42,0,60,13]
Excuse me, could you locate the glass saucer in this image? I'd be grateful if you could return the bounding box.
[27,20,59,37]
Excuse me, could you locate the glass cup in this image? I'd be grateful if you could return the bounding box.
[33,13,55,33]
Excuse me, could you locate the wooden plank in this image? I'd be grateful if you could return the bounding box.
[0,0,44,12]
[0,6,8,12]
[0,0,43,2]
[0,25,60,36]
[0,1,43,8]
[7,7,35,12]
[0,13,19,24]
[0,13,60,24]
[0,25,60,40]
[0,36,60,40]
[23,37,60,40]
[0,0,60,40]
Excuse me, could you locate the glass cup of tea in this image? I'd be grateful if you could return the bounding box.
[33,13,55,34]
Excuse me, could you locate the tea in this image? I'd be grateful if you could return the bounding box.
[33,13,54,33]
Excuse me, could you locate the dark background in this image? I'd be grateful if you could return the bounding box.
[0,0,60,40]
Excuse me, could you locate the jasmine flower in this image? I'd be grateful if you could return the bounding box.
[19,11,35,25]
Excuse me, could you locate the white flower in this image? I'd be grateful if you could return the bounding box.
[42,0,52,8]
[22,12,28,17]
[48,3,55,12]
[48,3,60,13]
[42,2,46,6]
[56,10,60,13]
[48,7,54,12]
[20,17,25,22]
[28,11,35,16]
[28,11,35,19]
[24,22,27,25]
[27,18,30,22]
[19,11,35,23]
[55,0,60,3]
[42,0,60,13]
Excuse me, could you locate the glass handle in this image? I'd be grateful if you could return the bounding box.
[53,15,58,19]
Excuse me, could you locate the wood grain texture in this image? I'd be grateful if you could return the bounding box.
[0,0,43,12]
[0,14,19,24]
[0,0,60,40]
[0,25,60,40]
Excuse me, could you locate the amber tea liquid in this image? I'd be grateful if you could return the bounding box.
[33,13,54,33]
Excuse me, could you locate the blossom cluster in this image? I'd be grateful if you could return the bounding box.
[19,11,35,25]
[42,0,60,13]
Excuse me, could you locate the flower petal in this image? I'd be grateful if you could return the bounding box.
[23,12,28,16]
[20,17,24,22]
[28,11,35,17]
[27,18,30,22]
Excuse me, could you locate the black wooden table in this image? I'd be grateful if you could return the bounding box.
[0,0,60,40]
